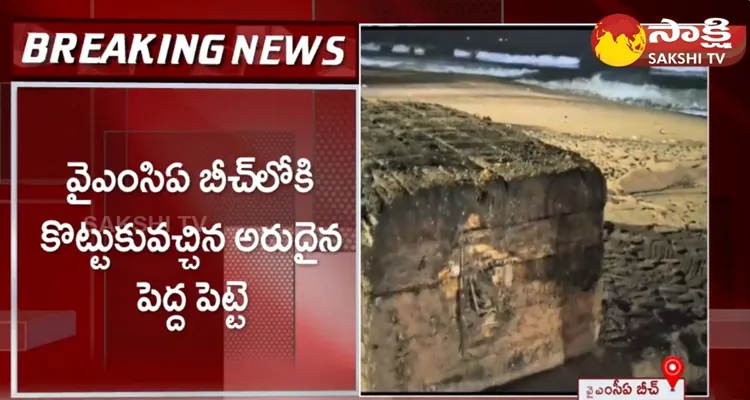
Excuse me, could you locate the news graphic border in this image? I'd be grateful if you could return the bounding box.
[9,81,361,399]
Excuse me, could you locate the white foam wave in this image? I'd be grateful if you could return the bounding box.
[361,58,404,69]
[361,56,539,79]
[370,42,579,70]
[454,48,580,69]
[361,42,708,117]
[454,49,473,58]
[366,42,710,80]
[383,44,427,56]
[517,73,707,117]
[391,44,411,54]
[361,42,382,52]
[650,66,708,78]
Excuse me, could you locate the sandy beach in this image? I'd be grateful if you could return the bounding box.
[362,69,708,231]
[361,68,708,393]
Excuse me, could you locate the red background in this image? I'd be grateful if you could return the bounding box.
[12,21,359,82]
[0,0,747,398]
[9,86,358,393]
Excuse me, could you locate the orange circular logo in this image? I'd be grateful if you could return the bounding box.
[592,14,647,67]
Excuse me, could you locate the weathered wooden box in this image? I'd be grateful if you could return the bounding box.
[361,100,607,392]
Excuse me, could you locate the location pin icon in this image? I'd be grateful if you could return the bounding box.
[661,356,684,391]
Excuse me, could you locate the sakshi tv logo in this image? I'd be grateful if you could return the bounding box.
[591,14,747,67]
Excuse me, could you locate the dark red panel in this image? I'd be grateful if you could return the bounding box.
[315,0,504,23]
[6,86,356,393]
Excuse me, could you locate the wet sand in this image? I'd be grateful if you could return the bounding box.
[362,68,708,394]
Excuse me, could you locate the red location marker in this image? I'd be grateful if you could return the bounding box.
[661,356,684,390]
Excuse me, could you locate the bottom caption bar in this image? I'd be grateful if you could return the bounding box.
[578,379,685,400]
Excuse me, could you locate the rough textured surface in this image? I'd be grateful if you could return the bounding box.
[361,99,608,392]
[482,222,707,393]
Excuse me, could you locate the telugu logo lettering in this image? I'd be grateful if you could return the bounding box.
[592,15,743,67]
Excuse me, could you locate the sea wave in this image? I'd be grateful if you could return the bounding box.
[361,42,383,52]
[361,41,707,117]
[650,66,708,78]
[362,41,709,79]
[361,56,539,79]
[517,73,707,117]
[454,49,580,69]
[364,42,582,70]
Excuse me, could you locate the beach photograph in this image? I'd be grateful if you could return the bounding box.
[359,27,707,394]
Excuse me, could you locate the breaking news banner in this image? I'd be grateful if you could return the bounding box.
[578,356,687,400]
[12,21,359,81]
[591,14,746,67]
[10,19,357,397]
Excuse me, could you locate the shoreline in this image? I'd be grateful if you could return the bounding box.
[362,67,707,230]
[362,67,707,123]
[362,67,707,142]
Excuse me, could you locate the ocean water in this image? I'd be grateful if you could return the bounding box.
[361,40,708,118]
